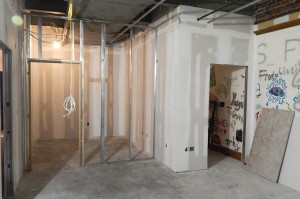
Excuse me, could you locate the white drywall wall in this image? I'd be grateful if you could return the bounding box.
[0,0,23,192]
[254,24,300,192]
[150,5,254,172]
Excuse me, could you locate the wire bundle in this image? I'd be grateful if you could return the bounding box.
[63,95,76,119]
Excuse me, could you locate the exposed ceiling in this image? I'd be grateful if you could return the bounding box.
[25,0,257,45]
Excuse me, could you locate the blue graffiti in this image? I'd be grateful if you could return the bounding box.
[266,78,287,105]
[269,87,285,97]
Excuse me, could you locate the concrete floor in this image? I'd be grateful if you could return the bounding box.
[9,140,300,199]
[84,136,151,165]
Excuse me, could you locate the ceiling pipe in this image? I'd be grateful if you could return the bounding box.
[208,0,261,24]
[197,0,240,21]
[109,0,167,44]
[27,13,151,28]
[23,9,65,16]
[153,2,177,7]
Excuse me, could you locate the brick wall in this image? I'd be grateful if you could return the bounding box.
[255,0,300,24]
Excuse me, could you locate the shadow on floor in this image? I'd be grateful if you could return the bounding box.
[8,139,78,199]
[208,149,227,168]
[84,136,151,165]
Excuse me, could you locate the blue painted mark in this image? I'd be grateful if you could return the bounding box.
[266,102,269,106]
[293,96,299,103]
[276,105,279,109]
[269,87,285,97]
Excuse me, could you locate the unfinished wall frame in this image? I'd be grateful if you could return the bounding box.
[23,13,158,167]
[24,13,85,168]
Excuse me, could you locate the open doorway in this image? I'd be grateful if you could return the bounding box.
[24,61,80,197]
[0,41,13,197]
[208,64,247,168]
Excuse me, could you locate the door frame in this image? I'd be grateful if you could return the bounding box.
[209,64,248,164]
[0,41,13,197]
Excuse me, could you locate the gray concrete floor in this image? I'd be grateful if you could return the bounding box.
[9,140,300,199]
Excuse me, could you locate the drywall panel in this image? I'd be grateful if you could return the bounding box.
[111,44,129,138]
[156,24,179,168]
[31,62,80,141]
[0,0,24,191]
[166,5,253,172]
[144,31,155,155]
[279,117,300,191]
[254,24,300,191]
[132,32,146,151]
[247,108,294,183]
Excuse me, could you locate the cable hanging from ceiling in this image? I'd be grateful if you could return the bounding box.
[63,0,76,119]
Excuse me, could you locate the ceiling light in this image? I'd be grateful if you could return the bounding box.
[53,41,61,49]
[12,15,23,26]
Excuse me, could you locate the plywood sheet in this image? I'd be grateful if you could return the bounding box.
[247,108,294,183]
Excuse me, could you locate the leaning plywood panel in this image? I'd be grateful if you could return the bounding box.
[247,108,294,183]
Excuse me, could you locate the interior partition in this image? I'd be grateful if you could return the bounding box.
[25,13,156,167]
[83,24,156,165]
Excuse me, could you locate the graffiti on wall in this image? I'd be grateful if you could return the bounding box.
[211,67,245,153]
[231,92,244,111]
[293,95,300,112]
[223,76,237,87]
[230,120,236,132]
[255,37,300,122]
[292,60,300,88]
[266,78,287,106]
[236,129,243,142]
[256,83,262,98]
[225,136,240,151]
[227,106,244,123]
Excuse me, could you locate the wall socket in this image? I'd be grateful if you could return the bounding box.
[185,147,195,152]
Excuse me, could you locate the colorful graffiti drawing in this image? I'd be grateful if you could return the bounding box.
[256,104,262,110]
[255,112,260,121]
[293,95,300,112]
[230,120,236,132]
[266,78,287,105]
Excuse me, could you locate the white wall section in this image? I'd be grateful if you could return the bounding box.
[254,25,300,192]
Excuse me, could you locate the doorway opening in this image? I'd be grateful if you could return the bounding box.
[24,61,81,197]
[0,41,13,197]
[208,64,247,168]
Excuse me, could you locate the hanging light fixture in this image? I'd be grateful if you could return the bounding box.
[52,41,61,49]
